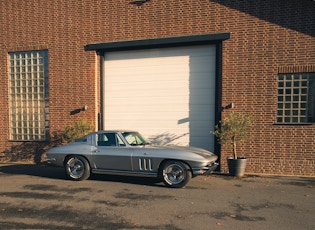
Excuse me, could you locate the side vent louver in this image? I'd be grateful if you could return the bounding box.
[139,158,153,171]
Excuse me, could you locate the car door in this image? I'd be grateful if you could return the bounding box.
[92,132,133,171]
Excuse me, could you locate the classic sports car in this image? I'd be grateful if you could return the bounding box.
[46,130,218,188]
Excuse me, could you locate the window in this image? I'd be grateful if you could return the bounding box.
[122,131,150,146]
[97,133,117,146]
[277,72,315,123]
[96,133,126,147]
[9,50,49,141]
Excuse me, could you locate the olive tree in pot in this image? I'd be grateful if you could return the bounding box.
[213,111,253,177]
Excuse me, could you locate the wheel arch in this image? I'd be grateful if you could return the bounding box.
[158,159,193,176]
[63,154,92,168]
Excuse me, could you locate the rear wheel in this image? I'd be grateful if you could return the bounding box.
[65,155,90,181]
[160,161,191,188]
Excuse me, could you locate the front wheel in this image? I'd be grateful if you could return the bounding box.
[65,156,90,181]
[160,161,192,188]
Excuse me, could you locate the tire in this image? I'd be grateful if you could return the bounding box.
[64,155,90,181]
[160,161,192,188]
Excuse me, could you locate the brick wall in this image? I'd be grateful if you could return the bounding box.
[0,0,314,175]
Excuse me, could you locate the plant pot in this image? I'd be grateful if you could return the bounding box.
[227,157,247,177]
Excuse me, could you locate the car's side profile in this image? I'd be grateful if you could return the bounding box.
[46,131,218,188]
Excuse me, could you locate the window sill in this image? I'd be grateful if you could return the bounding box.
[273,123,315,126]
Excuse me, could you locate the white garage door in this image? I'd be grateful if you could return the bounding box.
[103,45,216,151]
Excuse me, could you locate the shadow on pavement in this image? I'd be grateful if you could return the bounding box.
[0,163,66,180]
[1,163,314,188]
[0,163,164,187]
[212,172,315,188]
[89,174,164,187]
[267,175,315,187]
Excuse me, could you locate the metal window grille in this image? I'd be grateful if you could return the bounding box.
[9,50,49,141]
[277,73,315,123]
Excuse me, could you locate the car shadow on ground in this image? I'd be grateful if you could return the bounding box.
[89,174,164,187]
[0,163,164,187]
[0,163,66,180]
[2,163,314,189]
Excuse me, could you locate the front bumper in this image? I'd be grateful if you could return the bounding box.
[192,162,219,176]
[44,157,57,166]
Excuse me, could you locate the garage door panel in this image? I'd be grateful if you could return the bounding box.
[106,109,189,119]
[105,94,190,106]
[106,55,189,67]
[190,72,215,82]
[106,64,189,75]
[104,45,216,151]
[107,83,189,92]
[106,69,188,78]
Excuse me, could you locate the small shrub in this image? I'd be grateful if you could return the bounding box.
[63,119,94,143]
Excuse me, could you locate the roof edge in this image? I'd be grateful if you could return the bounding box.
[84,32,230,52]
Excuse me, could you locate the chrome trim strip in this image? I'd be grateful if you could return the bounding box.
[92,169,157,177]
[139,159,142,170]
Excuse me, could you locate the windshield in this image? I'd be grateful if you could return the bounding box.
[121,132,151,146]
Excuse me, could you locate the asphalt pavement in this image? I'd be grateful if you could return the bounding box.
[0,163,314,230]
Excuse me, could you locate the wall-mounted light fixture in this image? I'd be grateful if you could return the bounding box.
[82,105,88,111]
[130,0,151,6]
[220,103,234,111]
[70,105,88,115]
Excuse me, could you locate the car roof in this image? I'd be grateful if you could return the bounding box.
[89,130,137,134]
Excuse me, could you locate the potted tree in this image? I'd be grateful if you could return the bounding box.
[213,111,253,177]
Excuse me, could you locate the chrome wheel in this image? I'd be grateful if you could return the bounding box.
[65,156,90,181]
[161,161,191,188]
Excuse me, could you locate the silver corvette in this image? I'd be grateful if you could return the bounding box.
[46,130,218,188]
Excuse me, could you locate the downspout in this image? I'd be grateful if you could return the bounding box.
[99,52,105,131]
[215,41,223,171]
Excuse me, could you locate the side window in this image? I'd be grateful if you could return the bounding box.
[97,133,117,146]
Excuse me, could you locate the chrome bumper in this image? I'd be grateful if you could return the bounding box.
[192,162,219,175]
[44,158,56,164]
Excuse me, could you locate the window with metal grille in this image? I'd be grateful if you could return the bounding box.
[9,50,49,141]
[277,73,315,123]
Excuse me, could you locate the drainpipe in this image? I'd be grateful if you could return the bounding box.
[99,52,105,131]
[215,42,223,171]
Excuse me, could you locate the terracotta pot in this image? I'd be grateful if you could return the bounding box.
[227,157,247,177]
